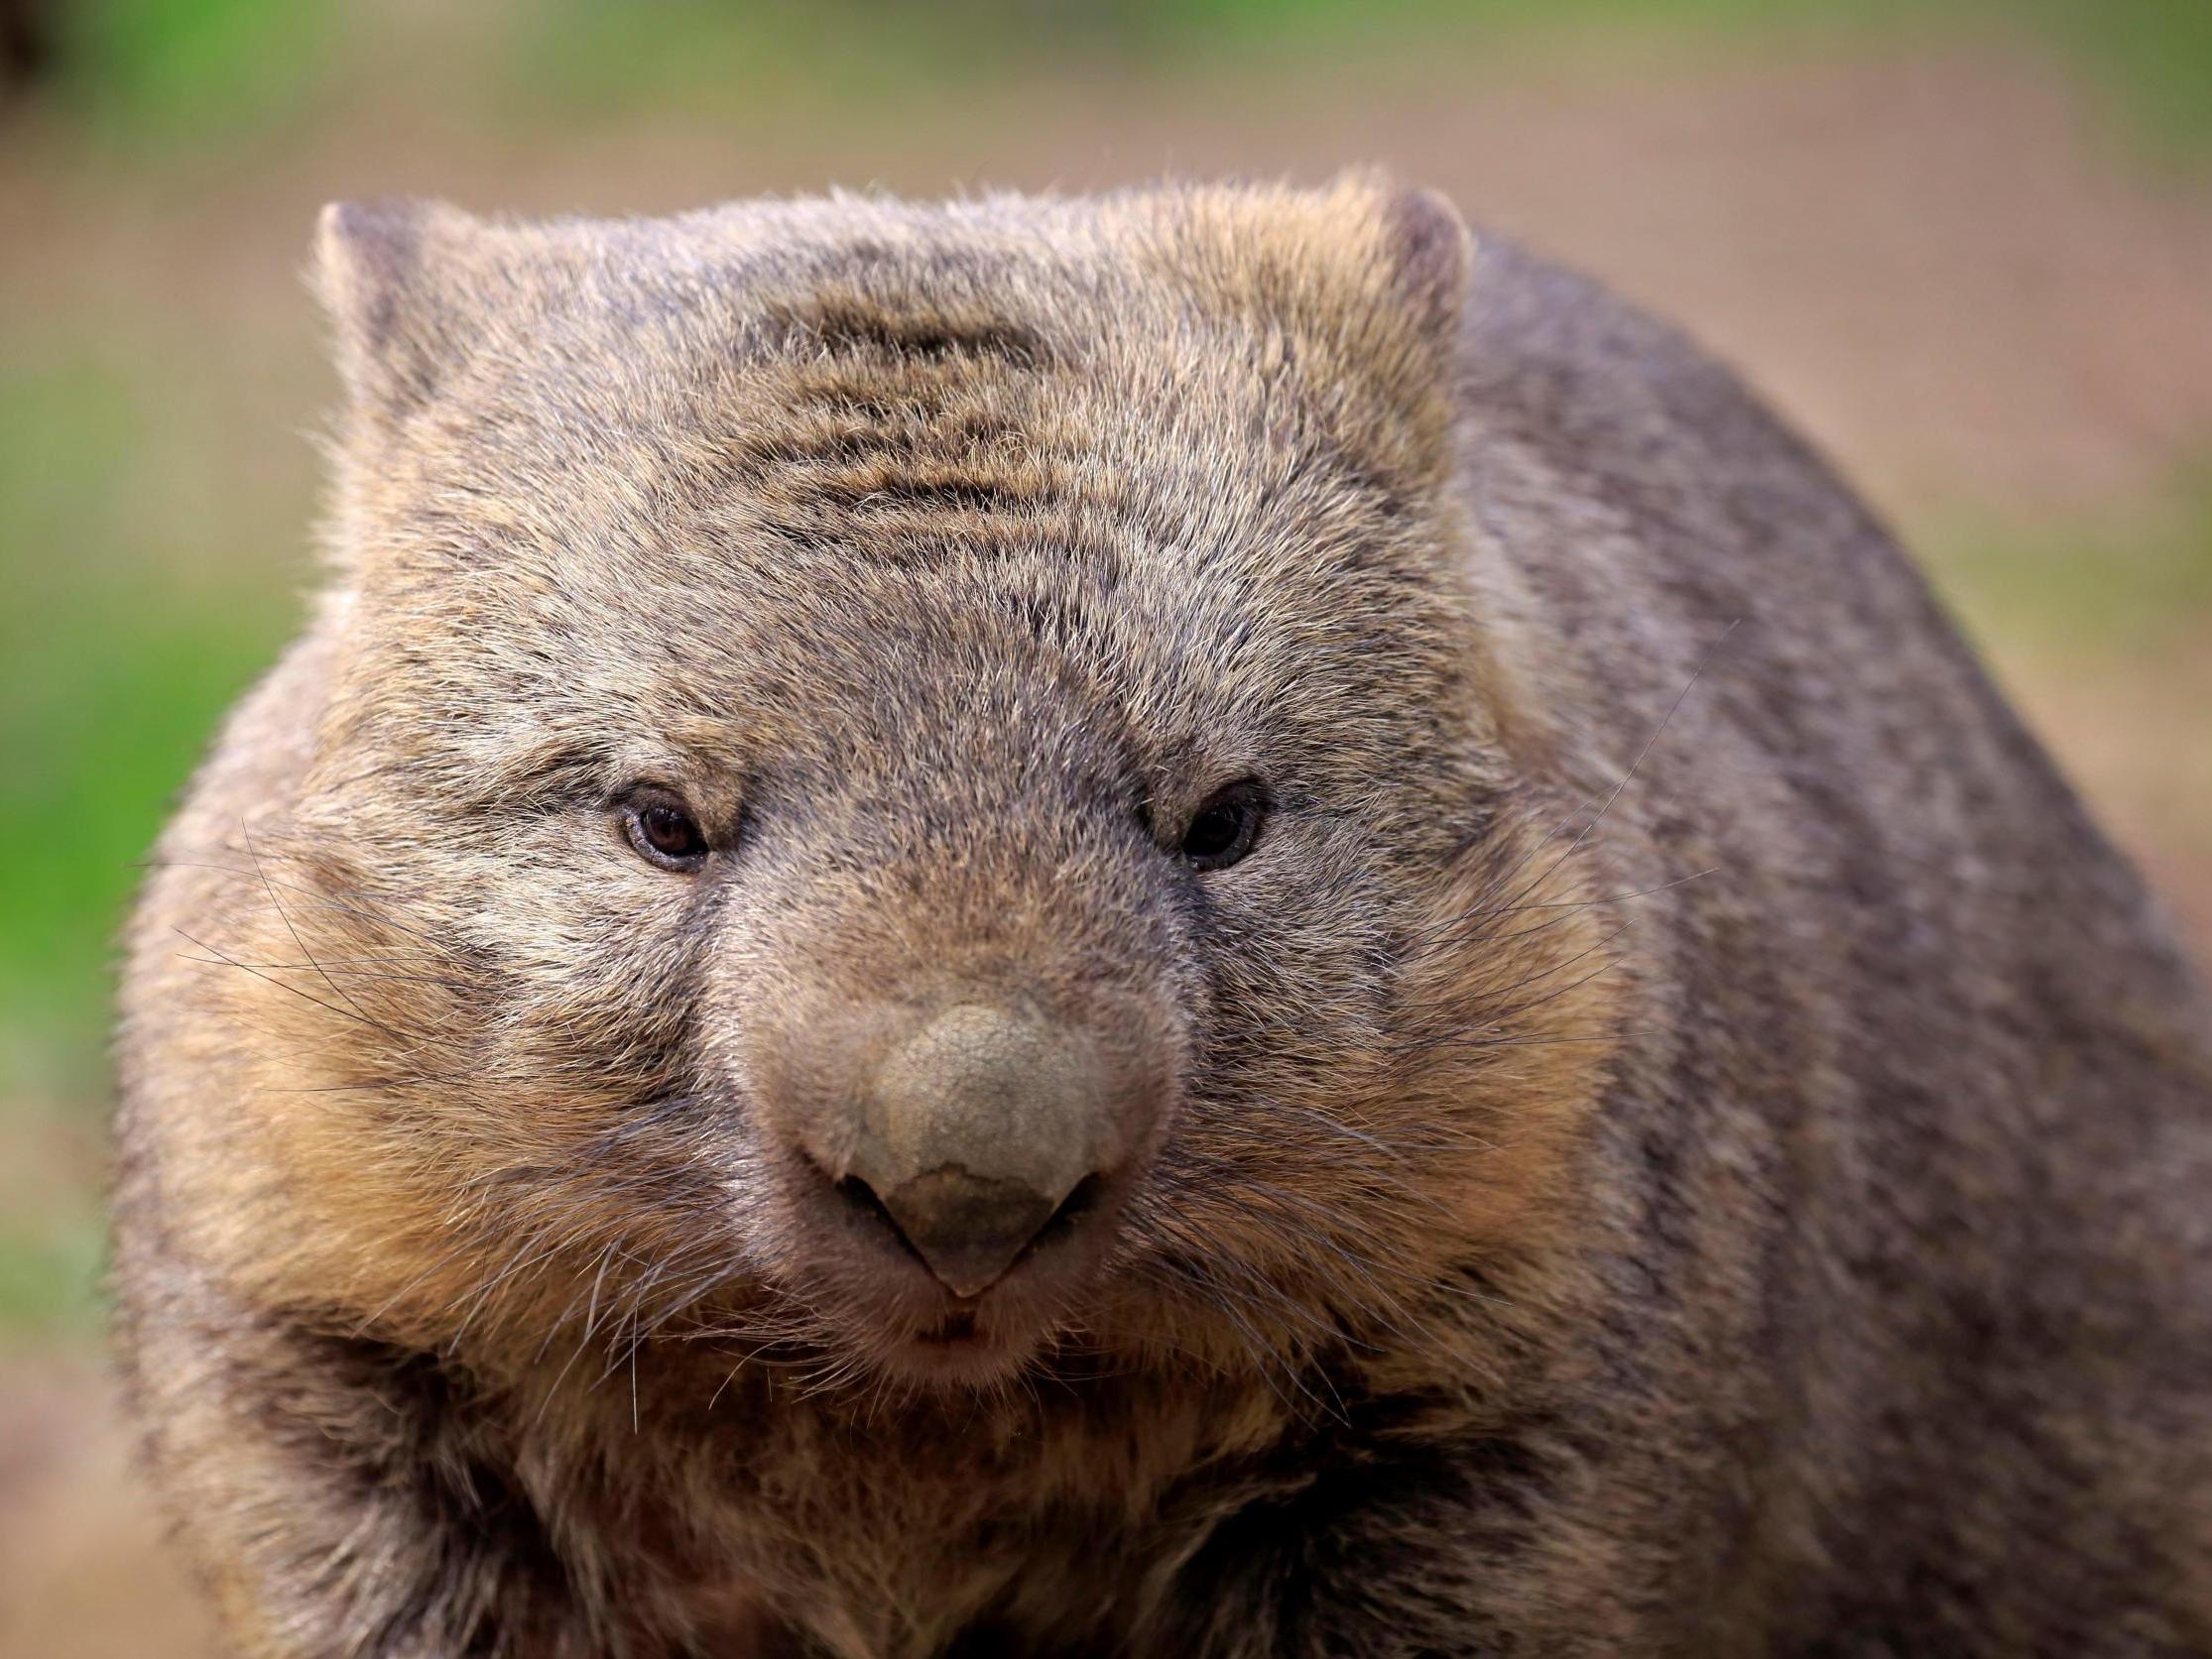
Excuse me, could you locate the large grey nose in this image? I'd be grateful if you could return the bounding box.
[842,1005,1114,1296]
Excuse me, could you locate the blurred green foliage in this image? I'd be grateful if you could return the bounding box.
[1930,467,2212,662]
[0,345,297,1103]
[0,330,298,1341]
[26,0,2212,156]
[47,0,331,140]
[0,1204,105,1342]
[2030,0,2212,159]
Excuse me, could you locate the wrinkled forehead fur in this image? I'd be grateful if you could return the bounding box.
[312,177,1498,820]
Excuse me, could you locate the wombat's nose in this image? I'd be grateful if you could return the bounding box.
[841,1167,1094,1300]
[840,1004,1114,1296]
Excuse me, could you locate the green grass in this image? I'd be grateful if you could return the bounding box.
[1920,467,2212,662]
[45,0,334,146]
[0,345,300,1104]
[0,338,299,1340]
[0,1209,108,1347]
[31,0,2212,159]
[2025,0,2212,162]
[501,0,2212,161]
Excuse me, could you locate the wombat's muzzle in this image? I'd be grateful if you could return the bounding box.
[837,1004,1114,1295]
[770,992,1166,1302]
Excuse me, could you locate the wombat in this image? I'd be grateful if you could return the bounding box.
[112,177,2212,1657]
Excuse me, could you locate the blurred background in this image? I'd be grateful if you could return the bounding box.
[1,0,2208,1650]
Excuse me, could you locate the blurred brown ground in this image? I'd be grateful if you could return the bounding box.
[3,26,2209,1657]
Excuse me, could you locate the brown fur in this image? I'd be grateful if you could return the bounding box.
[112,178,2212,1656]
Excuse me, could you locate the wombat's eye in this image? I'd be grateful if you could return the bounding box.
[623,796,710,872]
[1179,780,1268,873]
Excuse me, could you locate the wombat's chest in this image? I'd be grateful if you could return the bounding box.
[525,1352,1303,1653]
[663,1477,1194,1658]
[581,1384,1295,1658]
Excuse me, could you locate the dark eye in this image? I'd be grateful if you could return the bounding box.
[1179,780,1269,873]
[623,796,710,871]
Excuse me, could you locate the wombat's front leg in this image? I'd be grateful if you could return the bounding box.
[1132,1432,1643,1659]
[117,1264,607,1658]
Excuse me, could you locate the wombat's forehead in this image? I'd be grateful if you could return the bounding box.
[436,219,1388,549]
[380,211,1455,742]
[421,299,1390,613]
[499,286,1397,592]
[690,296,1146,557]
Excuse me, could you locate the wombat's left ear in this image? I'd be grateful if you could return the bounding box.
[311,197,490,422]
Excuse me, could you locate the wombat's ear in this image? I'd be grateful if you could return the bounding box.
[312,197,489,421]
[1376,184,1473,349]
[1301,176,1473,455]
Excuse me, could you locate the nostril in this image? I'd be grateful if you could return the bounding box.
[825,1163,1109,1297]
[1032,1172,1106,1251]
[832,1173,928,1258]
[833,1172,888,1220]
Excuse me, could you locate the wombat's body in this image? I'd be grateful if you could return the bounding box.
[114,179,2212,1657]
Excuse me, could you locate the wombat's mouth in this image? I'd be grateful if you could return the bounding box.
[780,1134,1135,1388]
[916,1308,981,1346]
[867,1298,1053,1388]
[831,1237,1110,1387]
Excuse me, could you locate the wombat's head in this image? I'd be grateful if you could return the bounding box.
[233,180,1614,1392]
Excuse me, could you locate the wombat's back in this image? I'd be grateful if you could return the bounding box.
[1448,236,2212,1648]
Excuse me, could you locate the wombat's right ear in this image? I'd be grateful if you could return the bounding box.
[312,197,488,421]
